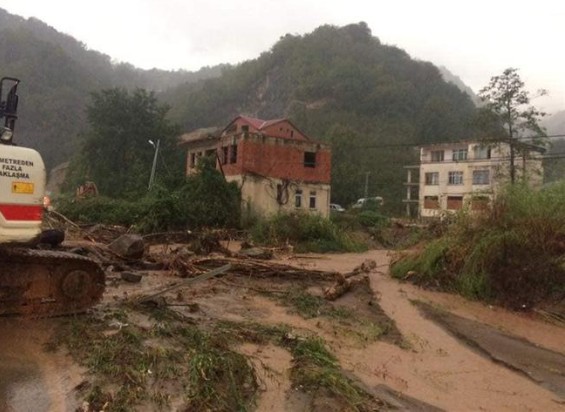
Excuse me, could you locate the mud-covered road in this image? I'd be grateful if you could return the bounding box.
[0,318,84,411]
[291,250,565,411]
[1,249,564,411]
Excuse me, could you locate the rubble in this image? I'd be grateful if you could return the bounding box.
[43,212,372,304]
[108,234,145,259]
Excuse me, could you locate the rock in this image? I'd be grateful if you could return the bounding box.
[120,271,143,283]
[238,247,273,260]
[139,260,164,270]
[108,234,145,259]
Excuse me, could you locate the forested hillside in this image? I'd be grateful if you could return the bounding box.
[1,9,480,208]
[0,7,222,168]
[162,23,479,206]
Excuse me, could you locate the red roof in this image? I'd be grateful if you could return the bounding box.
[238,115,286,131]
[221,115,315,142]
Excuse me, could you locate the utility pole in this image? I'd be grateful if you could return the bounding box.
[364,172,370,198]
[148,139,160,190]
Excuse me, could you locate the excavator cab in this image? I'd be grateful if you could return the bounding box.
[0,77,20,145]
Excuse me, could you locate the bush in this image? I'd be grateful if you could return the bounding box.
[391,183,565,309]
[251,212,366,253]
[56,158,241,233]
[57,196,145,226]
[357,210,388,228]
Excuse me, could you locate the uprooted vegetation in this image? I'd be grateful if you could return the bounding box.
[50,308,391,411]
[50,278,399,412]
[391,184,565,310]
[49,309,260,411]
[40,215,404,411]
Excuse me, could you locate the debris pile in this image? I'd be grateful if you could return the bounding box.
[43,211,379,306]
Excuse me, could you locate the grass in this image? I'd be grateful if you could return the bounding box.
[51,309,259,411]
[278,286,356,320]
[289,336,382,411]
[391,183,565,309]
[52,305,389,411]
[280,287,326,318]
[251,212,367,253]
[275,286,394,348]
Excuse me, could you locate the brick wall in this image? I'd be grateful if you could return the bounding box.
[221,134,331,184]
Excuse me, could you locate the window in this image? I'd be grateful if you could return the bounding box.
[431,150,444,162]
[448,171,463,185]
[309,191,316,209]
[230,144,238,164]
[425,172,439,185]
[472,169,490,185]
[222,146,229,165]
[304,152,316,168]
[423,196,439,209]
[241,125,249,133]
[290,130,294,138]
[452,149,468,161]
[473,145,491,159]
[295,189,302,208]
[189,152,196,168]
[447,196,463,210]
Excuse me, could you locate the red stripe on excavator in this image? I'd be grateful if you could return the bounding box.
[0,204,43,221]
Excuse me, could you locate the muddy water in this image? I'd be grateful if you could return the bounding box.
[281,251,565,411]
[0,318,82,411]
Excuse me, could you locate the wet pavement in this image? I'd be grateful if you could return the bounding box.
[0,318,81,411]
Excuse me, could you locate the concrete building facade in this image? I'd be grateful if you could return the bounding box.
[414,140,543,218]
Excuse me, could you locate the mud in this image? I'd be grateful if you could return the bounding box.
[3,248,565,411]
[0,318,84,411]
[416,301,565,399]
[288,251,565,411]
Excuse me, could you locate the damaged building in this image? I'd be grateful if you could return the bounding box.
[180,115,332,217]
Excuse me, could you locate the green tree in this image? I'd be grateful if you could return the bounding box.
[478,68,547,184]
[65,88,181,198]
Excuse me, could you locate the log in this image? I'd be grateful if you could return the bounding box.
[136,263,232,304]
[191,257,339,281]
[324,275,369,301]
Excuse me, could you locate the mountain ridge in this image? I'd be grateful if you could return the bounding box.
[0,11,479,205]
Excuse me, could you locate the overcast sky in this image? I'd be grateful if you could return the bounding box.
[0,0,563,113]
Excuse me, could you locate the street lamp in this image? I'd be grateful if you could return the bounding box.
[148,139,160,190]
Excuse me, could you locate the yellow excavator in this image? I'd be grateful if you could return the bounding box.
[0,77,105,315]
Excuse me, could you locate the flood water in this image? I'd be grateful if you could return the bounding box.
[0,318,81,411]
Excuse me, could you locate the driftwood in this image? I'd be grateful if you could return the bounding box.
[191,256,339,281]
[136,263,232,304]
[142,230,195,244]
[323,260,378,300]
[324,275,369,301]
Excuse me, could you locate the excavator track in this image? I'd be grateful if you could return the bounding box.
[0,248,105,316]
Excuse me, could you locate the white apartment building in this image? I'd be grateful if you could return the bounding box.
[416,140,544,218]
